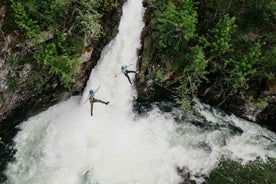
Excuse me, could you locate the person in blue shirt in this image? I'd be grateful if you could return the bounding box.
[115,64,138,84]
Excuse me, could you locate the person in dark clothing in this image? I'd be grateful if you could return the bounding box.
[115,64,138,84]
[85,85,109,116]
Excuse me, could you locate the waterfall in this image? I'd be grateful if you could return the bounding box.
[5,0,276,184]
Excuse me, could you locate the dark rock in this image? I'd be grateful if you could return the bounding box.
[256,102,276,130]
[177,166,191,180]
[177,166,197,184]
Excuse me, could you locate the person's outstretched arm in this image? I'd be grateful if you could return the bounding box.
[94,85,101,94]
[126,63,133,67]
[115,71,122,77]
[115,64,133,77]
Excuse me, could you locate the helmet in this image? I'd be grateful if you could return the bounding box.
[121,65,125,70]
[89,90,93,94]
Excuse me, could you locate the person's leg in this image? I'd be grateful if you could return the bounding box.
[94,98,109,105]
[124,73,132,84]
[126,70,136,74]
[90,101,94,116]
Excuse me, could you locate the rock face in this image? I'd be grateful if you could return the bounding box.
[0,0,125,126]
[177,166,197,184]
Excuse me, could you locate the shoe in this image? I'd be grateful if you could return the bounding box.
[106,102,109,105]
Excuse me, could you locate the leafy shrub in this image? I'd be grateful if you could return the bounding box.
[207,157,276,184]
[201,15,237,60]
[151,0,197,55]
[27,73,44,91]
[6,55,18,67]
[155,69,163,81]
[8,0,104,88]
[177,46,208,112]
[7,76,19,92]
[224,43,261,92]
[34,40,81,88]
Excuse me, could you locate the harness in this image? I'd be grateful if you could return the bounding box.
[89,94,95,102]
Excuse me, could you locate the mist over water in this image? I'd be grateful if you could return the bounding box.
[5,0,276,184]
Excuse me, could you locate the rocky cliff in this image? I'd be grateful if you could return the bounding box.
[136,3,276,131]
[0,0,125,127]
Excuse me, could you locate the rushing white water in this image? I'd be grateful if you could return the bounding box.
[5,0,276,184]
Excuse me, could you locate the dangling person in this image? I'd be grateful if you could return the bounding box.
[115,63,138,84]
[85,85,109,116]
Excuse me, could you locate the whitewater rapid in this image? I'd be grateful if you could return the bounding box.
[5,0,276,184]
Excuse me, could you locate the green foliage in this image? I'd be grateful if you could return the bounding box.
[149,0,207,113]
[79,13,102,42]
[151,0,197,55]
[8,0,102,88]
[177,80,192,112]
[203,15,237,56]
[9,0,104,40]
[201,14,262,94]
[7,76,19,92]
[100,0,119,12]
[155,69,163,81]
[207,157,276,184]
[2,2,18,33]
[257,46,276,80]
[144,0,160,6]
[177,46,208,112]
[6,55,18,67]
[76,0,103,43]
[237,0,275,29]
[10,0,40,38]
[246,96,268,108]
[64,36,84,57]
[224,43,261,92]
[27,73,44,91]
[183,46,209,83]
[10,0,70,33]
[34,38,81,88]
[255,97,268,108]
[148,0,275,113]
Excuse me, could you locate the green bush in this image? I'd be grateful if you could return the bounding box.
[207,157,276,184]
[177,46,208,112]
[8,0,104,89]
[155,69,163,81]
[34,39,81,88]
[27,73,44,91]
[7,76,19,92]
[256,46,276,80]
[148,0,275,113]
[151,0,197,56]
[224,43,261,93]
[205,15,237,56]
[6,55,18,67]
